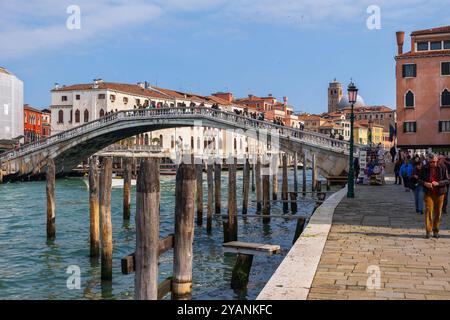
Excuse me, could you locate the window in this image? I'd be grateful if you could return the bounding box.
[76,95,81,100]
[405,90,415,108]
[442,89,450,106]
[75,109,80,123]
[123,97,129,104]
[136,99,141,105]
[110,94,116,102]
[99,109,105,117]
[62,96,68,102]
[84,109,89,122]
[445,41,450,50]
[439,121,450,132]
[58,110,64,123]
[431,41,442,50]
[442,62,450,76]
[98,94,106,99]
[404,122,417,133]
[417,42,428,51]
[69,110,73,123]
[402,64,416,78]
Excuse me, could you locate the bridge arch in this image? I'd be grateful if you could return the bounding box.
[1,107,354,180]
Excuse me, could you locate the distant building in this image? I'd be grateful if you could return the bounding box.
[0,67,24,141]
[41,108,51,139]
[395,26,450,151]
[24,104,43,144]
[324,105,396,132]
[49,80,264,159]
[297,114,326,133]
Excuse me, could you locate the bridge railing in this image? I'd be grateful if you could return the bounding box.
[0,107,359,162]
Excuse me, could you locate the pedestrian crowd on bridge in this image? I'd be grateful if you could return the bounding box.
[392,148,450,239]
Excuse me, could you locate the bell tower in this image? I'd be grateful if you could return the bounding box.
[328,79,343,113]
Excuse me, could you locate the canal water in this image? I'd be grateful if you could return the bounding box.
[0,169,325,300]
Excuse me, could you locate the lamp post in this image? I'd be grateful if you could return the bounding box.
[347,81,358,198]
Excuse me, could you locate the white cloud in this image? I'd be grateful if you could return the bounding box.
[1,0,450,60]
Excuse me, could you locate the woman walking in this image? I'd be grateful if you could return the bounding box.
[400,157,413,192]
[410,159,424,215]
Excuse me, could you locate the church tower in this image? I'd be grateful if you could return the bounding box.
[328,79,343,113]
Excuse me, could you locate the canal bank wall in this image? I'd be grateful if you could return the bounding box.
[257,186,347,300]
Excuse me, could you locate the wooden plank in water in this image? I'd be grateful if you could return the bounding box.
[158,277,173,300]
[121,234,174,274]
[223,241,281,256]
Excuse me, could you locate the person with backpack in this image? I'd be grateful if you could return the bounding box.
[400,157,413,192]
[410,158,424,215]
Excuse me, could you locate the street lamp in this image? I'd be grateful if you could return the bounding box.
[347,81,358,198]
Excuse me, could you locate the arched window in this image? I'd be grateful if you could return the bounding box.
[159,135,163,147]
[75,109,80,123]
[58,110,64,124]
[442,89,450,106]
[171,136,175,149]
[405,91,414,108]
[191,137,194,149]
[144,134,149,146]
[84,109,89,122]
[99,109,105,117]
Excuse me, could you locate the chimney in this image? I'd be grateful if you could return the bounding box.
[283,96,288,105]
[54,83,60,90]
[396,31,405,55]
[137,82,145,89]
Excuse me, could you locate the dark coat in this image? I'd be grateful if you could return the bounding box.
[419,164,450,196]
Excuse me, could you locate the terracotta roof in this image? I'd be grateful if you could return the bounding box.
[52,82,171,100]
[340,105,394,113]
[24,104,43,113]
[206,95,232,106]
[297,114,322,121]
[411,26,450,36]
[397,49,450,59]
[0,67,11,75]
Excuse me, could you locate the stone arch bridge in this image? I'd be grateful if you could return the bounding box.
[0,107,357,181]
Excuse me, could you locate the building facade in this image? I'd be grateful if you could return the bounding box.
[0,67,24,141]
[24,104,43,144]
[396,26,450,151]
[50,80,270,160]
[41,108,51,139]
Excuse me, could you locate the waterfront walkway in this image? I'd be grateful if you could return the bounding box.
[308,181,450,300]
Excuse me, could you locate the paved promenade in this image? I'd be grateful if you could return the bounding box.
[308,181,450,300]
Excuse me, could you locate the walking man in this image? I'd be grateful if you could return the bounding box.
[420,154,449,239]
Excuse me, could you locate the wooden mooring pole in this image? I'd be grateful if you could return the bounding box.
[255,156,262,213]
[224,159,237,242]
[207,163,214,233]
[242,158,250,215]
[282,154,288,213]
[172,163,196,300]
[99,157,113,281]
[312,153,317,192]
[135,158,160,300]
[89,157,100,257]
[272,155,278,200]
[214,162,222,215]
[293,153,298,192]
[46,158,56,240]
[123,157,132,220]
[195,163,204,226]
[251,159,255,192]
[262,163,271,224]
[302,153,307,196]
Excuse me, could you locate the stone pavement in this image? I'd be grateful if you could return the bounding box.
[308,181,450,300]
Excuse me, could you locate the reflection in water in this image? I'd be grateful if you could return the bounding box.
[0,170,330,300]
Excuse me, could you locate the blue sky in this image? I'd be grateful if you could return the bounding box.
[1,0,450,114]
